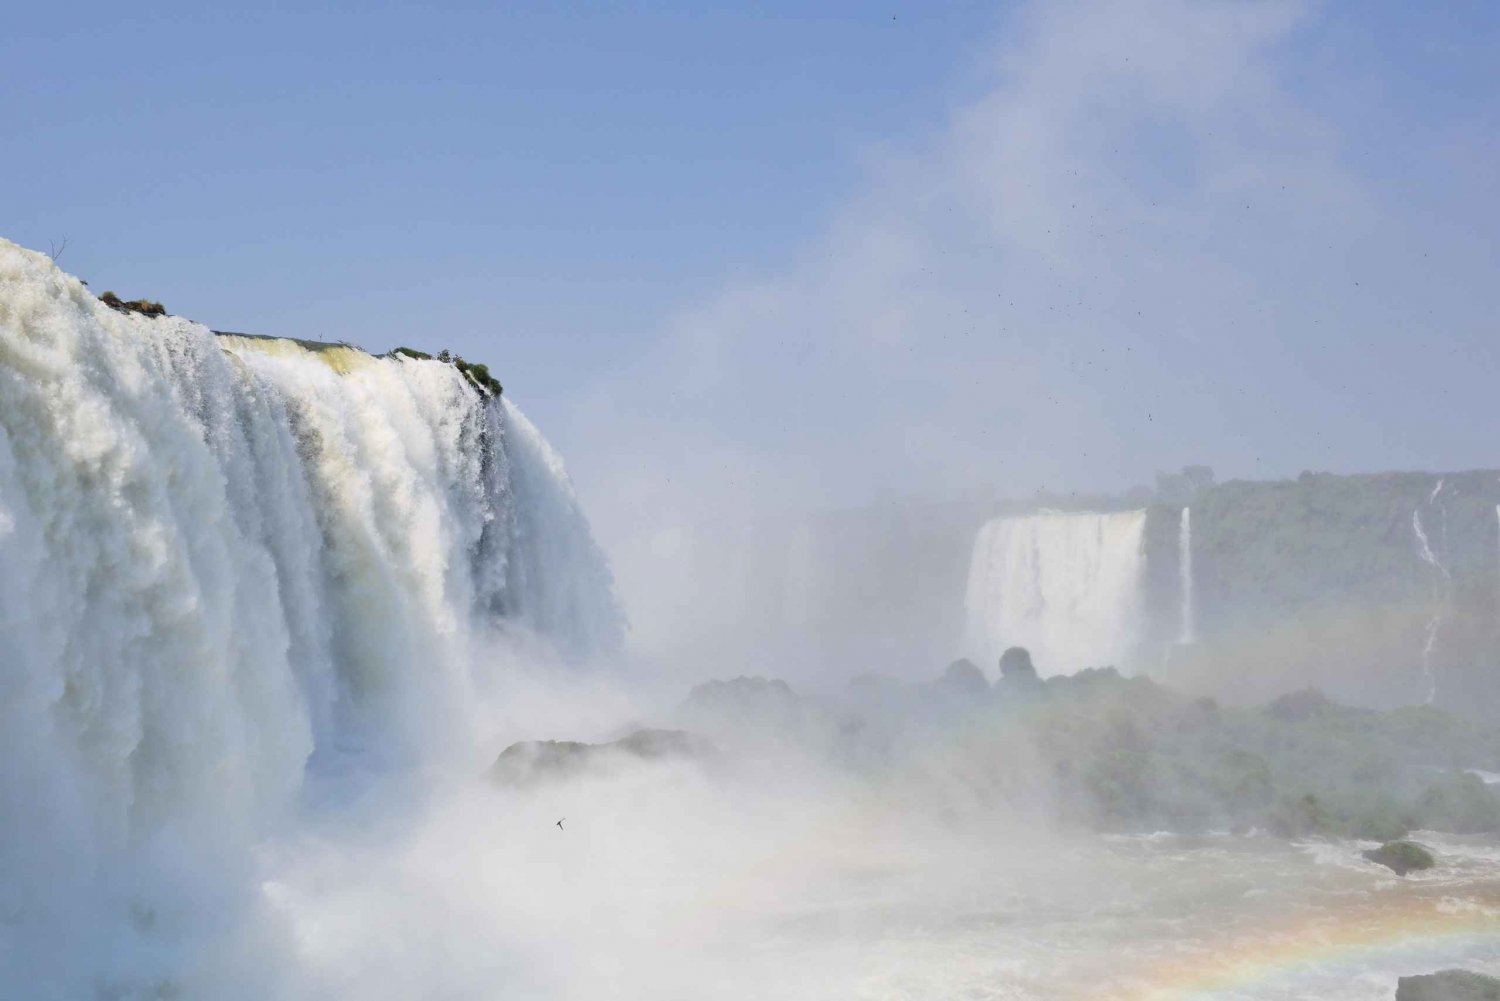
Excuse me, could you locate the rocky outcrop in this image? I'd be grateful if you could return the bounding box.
[1396,970,1500,1000]
[1363,840,1436,876]
[998,646,1038,681]
[489,728,715,787]
[98,290,166,316]
[937,658,988,698]
[994,646,1046,702]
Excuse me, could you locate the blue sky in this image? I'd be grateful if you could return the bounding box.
[5,3,1001,383]
[4,1,1498,533]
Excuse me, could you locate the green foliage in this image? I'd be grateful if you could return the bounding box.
[1154,464,1215,505]
[1417,772,1500,833]
[1194,470,1500,617]
[454,358,502,396]
[383,346,503,397]
[1011,669,1500,837]
[1267,793,1335,838]
[1348,797,1414,842]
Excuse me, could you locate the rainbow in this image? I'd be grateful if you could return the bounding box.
[1092,891,1500,1000]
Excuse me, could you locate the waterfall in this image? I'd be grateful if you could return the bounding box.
[0,240,621,980]
[1412,480,1449,704]
[963,509,1148,675]
[1178,507,1195,645]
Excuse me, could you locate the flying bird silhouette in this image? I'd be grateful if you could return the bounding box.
[556,818,565,830]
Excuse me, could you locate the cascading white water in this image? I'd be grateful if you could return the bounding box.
[963,510,1147,675]
[1177,506,1195,645]
[1412,480,1449,704]
[0,240,621,992]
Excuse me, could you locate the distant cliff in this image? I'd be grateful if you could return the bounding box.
[675,468,1500,718]
[1166,470,1500,715]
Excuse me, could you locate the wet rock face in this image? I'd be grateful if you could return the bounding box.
[1396,969,1500,1000]
[489,729,716,787]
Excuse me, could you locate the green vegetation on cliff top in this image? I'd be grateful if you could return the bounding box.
[391,346,502,397]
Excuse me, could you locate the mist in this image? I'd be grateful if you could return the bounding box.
[550,0,1498,683]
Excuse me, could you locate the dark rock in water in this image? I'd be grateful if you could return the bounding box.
[998,646,1038,682]
[1363,839,1436,876]
[1396,969,1500,1000]
[489,728,715,787]
[937,658,988,698]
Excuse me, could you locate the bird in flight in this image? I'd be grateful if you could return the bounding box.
[556,818,565,830]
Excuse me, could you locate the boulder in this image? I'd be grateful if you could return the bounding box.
[937,658,989,698]
[998,646,1038,682]
[1396,970,1500,1000]
[1363,839,1435,876]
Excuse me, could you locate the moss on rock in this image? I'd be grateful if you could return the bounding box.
[1362,839,1435,876]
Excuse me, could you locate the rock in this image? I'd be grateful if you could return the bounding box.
[995,647,1046,703]
[1396,969,1500,1000]
[937,658,988,698]
[489,728,714,787]
[99,290,166,317]
[998,646,1038,682]
[1363,839,1435,876]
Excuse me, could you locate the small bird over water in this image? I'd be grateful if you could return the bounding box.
[556,818,565,830]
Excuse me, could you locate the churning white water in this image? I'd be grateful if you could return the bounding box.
[963,510,1147,674]
[0,240,620,995]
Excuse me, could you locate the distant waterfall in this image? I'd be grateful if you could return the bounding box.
[1178,507,1195,645]
[1412,480,1450,704]
[963,510,1148,675]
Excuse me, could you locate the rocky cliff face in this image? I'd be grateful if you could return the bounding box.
[1167,470,1500,714]
[1396,969,1500,1001]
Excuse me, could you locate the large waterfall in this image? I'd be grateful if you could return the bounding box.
[0,240,620,992]
[963,510,1148,675]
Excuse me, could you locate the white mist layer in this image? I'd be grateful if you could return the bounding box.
[963,510,1147,674]
[0,241,620,996]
